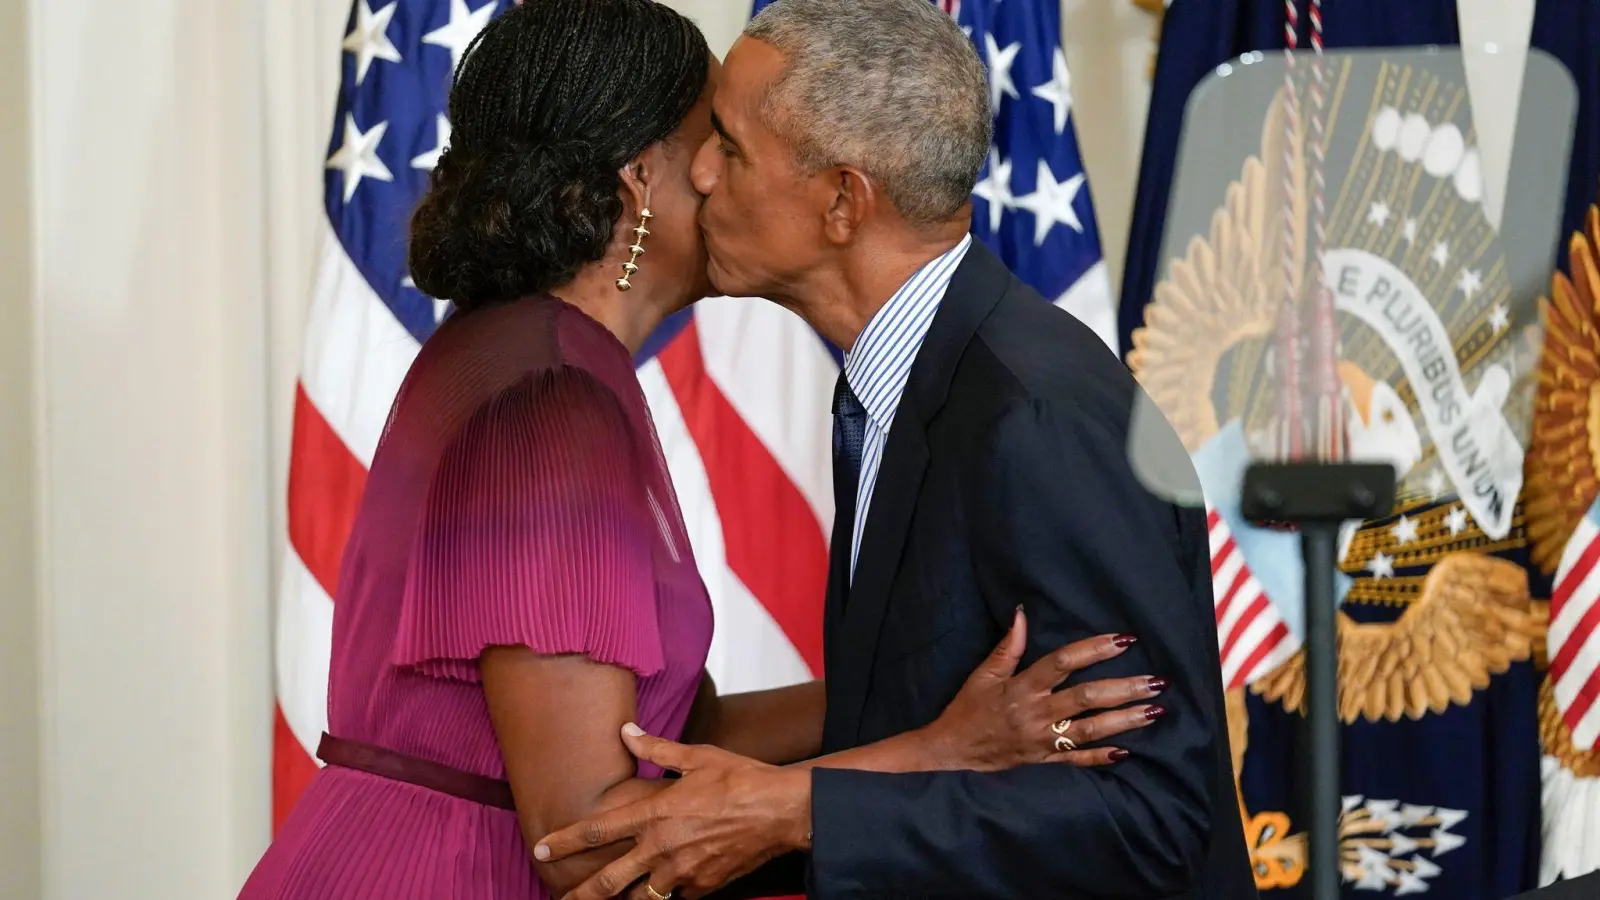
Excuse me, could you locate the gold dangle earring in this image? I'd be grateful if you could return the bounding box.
[615,187,652,291]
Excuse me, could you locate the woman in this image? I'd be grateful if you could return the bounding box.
[239,1,1170,898]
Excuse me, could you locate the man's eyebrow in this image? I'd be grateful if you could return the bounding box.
[710,110,739,147]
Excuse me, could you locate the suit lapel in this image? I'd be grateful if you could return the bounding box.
[827,240,1013,742]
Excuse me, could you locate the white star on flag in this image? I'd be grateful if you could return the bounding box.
[1402,217,1418,244]
[343,0,402,85]
[1014,159,1084,245]
[984,33,1022,114]
[972,149,1013,232]
[1457,268,1482,299]
[1391,515,1419,545]
[1030,48,1073,135]
[412,114,452,170]
[1431,241,1450,267]
[424,0,498,72]
[1368,201,1391,227]
[1488,302,1509,333]
[1369,551,1395,579]
[1445,506,1469,536]
[327,115,394,202]
[1426,470,1448,499]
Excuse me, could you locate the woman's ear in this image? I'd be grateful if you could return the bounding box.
[618,157,651,217]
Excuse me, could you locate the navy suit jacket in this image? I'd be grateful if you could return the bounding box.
[730,242,1255,899]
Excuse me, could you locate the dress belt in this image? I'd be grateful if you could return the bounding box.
[316,732,517,811]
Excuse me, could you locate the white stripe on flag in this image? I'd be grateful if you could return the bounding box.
[276,547,334,762]
[1207,510,1291,689]
[300,220,421,466]
[1553,515,1600,749]
[1052,259,1117,354]
[638,360,812,693]
[695,297,838,535]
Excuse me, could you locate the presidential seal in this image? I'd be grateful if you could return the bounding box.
[1130,56,1546,894]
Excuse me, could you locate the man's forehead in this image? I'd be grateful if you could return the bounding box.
[719,36,785,121]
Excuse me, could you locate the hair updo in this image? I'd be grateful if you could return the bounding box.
[408,0,710,312]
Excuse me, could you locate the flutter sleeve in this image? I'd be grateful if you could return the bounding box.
[393,366,664,683]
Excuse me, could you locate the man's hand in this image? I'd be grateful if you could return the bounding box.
[535,725,812,900]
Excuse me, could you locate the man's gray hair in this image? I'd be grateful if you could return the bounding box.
[745,0,991,227]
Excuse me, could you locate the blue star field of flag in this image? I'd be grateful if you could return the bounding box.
[324,0,513,346]
[947,0,1105,306]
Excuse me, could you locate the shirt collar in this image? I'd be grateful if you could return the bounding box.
[843,234,972,431]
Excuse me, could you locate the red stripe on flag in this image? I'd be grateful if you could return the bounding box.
[1553,535,1600,620]
[1229,621,1288,690]
[1550,595,1600,692]
[1210,535,1234,577]
[272,702,319,833]
[1220,592,1271,664]
[1564,668,1600,735]
[1211,543,1251,627]
[287,383,368,599]
[1551,533,1600,681]
[657,322,827,675]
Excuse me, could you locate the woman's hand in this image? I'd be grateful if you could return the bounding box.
[919,607,1167,770]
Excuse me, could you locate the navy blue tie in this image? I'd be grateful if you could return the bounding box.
[832,371,868,577]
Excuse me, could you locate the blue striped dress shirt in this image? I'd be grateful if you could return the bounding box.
[842,234,972,581]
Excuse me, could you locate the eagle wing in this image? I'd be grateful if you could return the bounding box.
[1252,553,1539,722]
[1525,205,1600,573]
[1127,86,1305,449]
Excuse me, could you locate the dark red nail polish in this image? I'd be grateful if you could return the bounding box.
[1147,677,1169,693]
[1144,704,1167,720]
[1109,749,1130,761]
[1112,634,1138,648]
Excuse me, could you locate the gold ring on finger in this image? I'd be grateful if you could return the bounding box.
[645,886,673,900]
[1051,717,1073,735]
[1054,734,1077,752]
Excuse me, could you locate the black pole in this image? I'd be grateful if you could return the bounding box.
[1240,461,1395,900]
[1301,523,1342,900]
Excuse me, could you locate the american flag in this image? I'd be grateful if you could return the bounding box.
[944,0,1119,351]
[1550,498,1600,751]
[1208,508,1294,690]
[273,0,1116,827]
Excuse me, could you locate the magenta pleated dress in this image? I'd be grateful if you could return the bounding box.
[240,296,714,899]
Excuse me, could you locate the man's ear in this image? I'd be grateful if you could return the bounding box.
[822,165,876,244]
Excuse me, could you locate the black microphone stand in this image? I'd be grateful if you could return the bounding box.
[1240,461,1396,900]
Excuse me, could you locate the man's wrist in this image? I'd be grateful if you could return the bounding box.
[775,766,814,852]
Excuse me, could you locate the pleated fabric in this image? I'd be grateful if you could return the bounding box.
[240,296,713,899]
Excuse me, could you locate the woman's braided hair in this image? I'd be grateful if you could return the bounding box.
[408,0,710,311]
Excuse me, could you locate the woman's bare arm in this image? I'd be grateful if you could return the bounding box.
[682,674,825,765]
[481,647,672,896]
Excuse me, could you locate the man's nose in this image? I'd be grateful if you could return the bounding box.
[690,134,720,197]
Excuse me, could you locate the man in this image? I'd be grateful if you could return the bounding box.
[536,0,1253,896]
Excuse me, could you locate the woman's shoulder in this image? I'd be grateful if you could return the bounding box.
[384,298,637,451]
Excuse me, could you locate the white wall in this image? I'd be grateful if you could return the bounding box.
[28,0,274,896]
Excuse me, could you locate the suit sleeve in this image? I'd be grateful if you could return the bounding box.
[807,396,1220,899]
